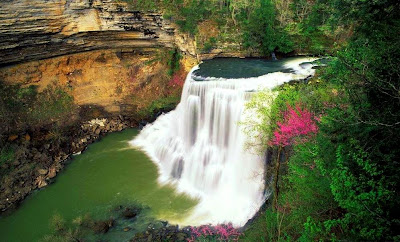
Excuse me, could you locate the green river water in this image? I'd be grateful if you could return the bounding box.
[0,129,197,242]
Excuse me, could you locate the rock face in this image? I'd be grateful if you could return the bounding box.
[0,49,195,115]
[0,0,176,66]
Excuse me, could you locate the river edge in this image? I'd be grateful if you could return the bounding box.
[0,110,172,216]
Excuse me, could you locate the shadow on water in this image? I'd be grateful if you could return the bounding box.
[193,57,331,79]
[194,57,296,79]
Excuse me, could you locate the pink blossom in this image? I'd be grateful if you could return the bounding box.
[168,70,186,87]
[187,224,241,241]
[270,104,319,147]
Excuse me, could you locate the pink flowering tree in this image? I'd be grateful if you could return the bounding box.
[270,103,319,210]
[270,104,319,147]
[187,224,241,241]
[168,69,186,88]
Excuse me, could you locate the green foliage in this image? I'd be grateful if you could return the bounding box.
[291,1,336,55]
[136,95,181,119]
[202,37,217,52]
[246,14,400,237]
[250,76,399,240]
[284,141,340,241]
[42,214,87,242]
[331,141,393,239]
[316,3,400,238]
[0,81,77,132]
[164,0,212,35]
[166,48,182,76]
[328,0,399,32]
[242,0,294,55]
[147,96,180,115]
[244,90,276,150]
[0,145,14,168]
[247,80,339,151]
[50,214,67,233]
[240,212,268,241]
[147,48,181,76]
[118,0,344,55]
[250,141,340,241]
[30,83,76,125]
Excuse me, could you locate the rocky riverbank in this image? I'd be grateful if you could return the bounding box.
[0,115,138,214]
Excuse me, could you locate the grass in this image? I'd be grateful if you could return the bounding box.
[0,145,14,168]
[136,95,181,119]
[240,211,268,241]
[0,81,77,133]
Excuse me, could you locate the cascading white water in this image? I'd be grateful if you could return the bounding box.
[130,57,318,227]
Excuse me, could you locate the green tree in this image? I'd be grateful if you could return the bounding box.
[243,0,294,55]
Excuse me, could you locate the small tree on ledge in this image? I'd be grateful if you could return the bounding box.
[270,103,319,210]
[271,104,319,147]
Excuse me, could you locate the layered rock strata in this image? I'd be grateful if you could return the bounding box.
[0,0,177,66]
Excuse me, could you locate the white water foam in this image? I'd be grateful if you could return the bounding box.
[130,57,318,227]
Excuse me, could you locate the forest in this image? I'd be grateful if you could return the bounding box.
[123,0,355,55]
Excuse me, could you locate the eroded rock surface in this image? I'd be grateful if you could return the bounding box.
[0,0,176,66]
[0,49,195,114]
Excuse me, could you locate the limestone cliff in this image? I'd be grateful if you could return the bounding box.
[0,0,200,117]
[0,0,181,66]
[0,49,197,116]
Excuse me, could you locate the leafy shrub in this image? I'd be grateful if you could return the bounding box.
[0,80,77,133]
[0,145,14,168]
[202,37,217,52]
[30,83,76,125]
[146,48,182,77]
[135,95,181,120]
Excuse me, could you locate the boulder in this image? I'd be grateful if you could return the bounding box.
[24,134,31,142]
[38,168,48,175]
[8,135,18,141]
[35,176,47,188]
[47,167,56,179]
[122,208,138,219]
[92,219,114,234]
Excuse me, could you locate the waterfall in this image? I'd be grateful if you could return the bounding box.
[130,57,318,227]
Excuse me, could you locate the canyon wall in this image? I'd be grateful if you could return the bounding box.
[0,0,198,117]
[1,50,175,115]
[0,0,200,212]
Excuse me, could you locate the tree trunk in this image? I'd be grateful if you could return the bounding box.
[273,145,282,211]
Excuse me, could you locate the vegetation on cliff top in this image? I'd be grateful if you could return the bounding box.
[122,0,350,55]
